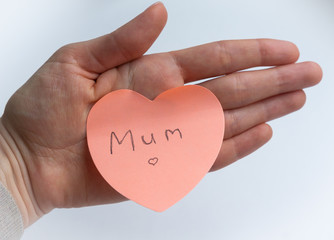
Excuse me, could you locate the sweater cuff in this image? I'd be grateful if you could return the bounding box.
[0,181,24,240]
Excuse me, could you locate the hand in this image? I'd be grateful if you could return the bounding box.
[0,2,322,227]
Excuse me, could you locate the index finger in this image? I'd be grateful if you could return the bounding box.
[170,39,300,83]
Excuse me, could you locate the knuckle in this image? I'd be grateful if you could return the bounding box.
[216,41,233,72]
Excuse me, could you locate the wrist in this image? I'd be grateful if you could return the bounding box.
[0,118,43,227]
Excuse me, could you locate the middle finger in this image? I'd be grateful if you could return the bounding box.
[200,61,321,110]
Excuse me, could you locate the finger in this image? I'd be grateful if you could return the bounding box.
[201,61,322,110]
[170,39,300,83]
[224,90,306,139]
[54,2,167,73]
[210,123,273,172]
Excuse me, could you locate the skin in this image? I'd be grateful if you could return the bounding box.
[0,2,322,228]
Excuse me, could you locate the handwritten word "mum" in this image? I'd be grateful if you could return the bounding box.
[110,129,182,154]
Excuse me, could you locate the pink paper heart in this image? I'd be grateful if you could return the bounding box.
[87,85,224,211]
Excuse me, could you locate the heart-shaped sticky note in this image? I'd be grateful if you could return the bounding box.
[87,85,224,212]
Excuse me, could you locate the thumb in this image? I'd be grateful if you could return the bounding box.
[54,2,167,73]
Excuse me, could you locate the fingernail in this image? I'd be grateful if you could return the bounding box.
[147,1,163,10]
[151,2,163,6]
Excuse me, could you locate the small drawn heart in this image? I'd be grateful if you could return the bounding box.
[148,157,159,166]
[87,85,224,212]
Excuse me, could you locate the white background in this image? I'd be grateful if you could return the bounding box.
[1,0,333,239]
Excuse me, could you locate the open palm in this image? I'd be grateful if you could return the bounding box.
[0,3,321,226]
